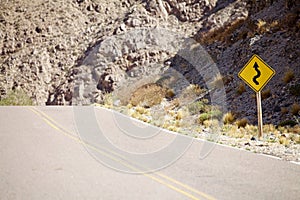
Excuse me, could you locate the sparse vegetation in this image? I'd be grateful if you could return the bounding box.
[237,83,246,95]
[291,103,300,115]
[289,84,300,96]
[261,89,271,100]
[223,112,235,124]
[0,89,34,106]
[279,120,297,127]
[203,119,219,129]
[256,19,268,34]
[281,107,289,115]
[279,135,290,147]
[198,113,210,124]
[283,69,294,84]
[212,74,224,89]
[102,93,113,108]
[263,124,276,133]
[130,83,170,107]
[198,108,222,125]
[236,118,248,128]
[187,100,208,115]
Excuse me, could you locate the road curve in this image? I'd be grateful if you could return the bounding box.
[0,106,299,200]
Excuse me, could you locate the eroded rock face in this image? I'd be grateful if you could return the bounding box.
[72,27,186,105]
[0,0,130,105]
[194,0,249,44]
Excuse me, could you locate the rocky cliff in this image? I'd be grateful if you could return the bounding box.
[0,0,299,125]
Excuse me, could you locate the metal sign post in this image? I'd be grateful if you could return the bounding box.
[256,91,263,138]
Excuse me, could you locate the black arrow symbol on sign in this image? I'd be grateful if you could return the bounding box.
[253,62,261,85]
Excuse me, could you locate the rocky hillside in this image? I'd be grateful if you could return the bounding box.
[0,0,299,126]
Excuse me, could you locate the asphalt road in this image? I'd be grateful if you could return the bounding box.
[0,106,299,200]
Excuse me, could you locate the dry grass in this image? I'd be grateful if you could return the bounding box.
[279,135,290,147]
[196,18,246,45]
[257,19,268,33]
[245,125,258,136]
[175,109,188,120]
[261,89,271,100]
[167,125,179,132]
[270,20,279,28]
[182,84,204,97]
[279,11,299,32]
[288,125,300,134]
[291,103,300,115]
[283,69,294,84]
[237,83,246,95]
[212,74,224,89]
[223,112,235,124]
[135,106,149,115]
[203,119,220,129]
[130,83,169,107]
[236,118,248,128]
[281,107,289,115]
[222,75,234,86]
[263,124,276,133]
[225,125,247,138]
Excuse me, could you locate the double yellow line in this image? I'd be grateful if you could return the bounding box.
[28,107,216,200]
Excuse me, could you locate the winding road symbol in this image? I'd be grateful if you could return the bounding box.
[253,62,261,85]
[238,54,275,93]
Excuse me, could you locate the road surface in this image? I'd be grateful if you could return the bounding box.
[0,106,299,200]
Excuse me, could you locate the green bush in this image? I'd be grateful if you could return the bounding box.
[278,120,297,127]
[198,109,223,124]
[0,90,34,106]
[198,113,210,124]
[187,100,206,115]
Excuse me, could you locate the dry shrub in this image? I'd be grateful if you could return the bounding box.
[263,124,276,133]
[281,107,289,115]
[245,125,258,136]
[175,109,187,120]
[212,74,224,89]
[236,118,248,128]
[135,106,148,115]
[279,11,299,32]
[166,125,179,132]
[222,75,234,86]
[283,69,294,84]
[178,84,206,106]
[256,19,268,33]
[288,125,300,134]
[196,18,246,45]
[130,83,169,107]
[237,83,246,95]
[291,103,300,115]
[261,89,271,100]
[279,135,290,147]
[203,119,220,129]
[223,112,235,124]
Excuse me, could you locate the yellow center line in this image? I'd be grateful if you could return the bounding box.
[28,107,216,200]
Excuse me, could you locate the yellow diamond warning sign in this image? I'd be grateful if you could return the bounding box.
[238,54,275,92]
